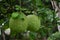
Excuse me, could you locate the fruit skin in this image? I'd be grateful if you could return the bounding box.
[47,32,60,40]
[9,12,28,33]
[27,15,41,32]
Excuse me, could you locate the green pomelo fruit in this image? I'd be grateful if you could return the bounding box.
[9,12,28,33]
[27,15,41,32]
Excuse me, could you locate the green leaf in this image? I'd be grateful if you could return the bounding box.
[11,12,19,19]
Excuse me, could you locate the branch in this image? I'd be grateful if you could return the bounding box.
[50,0,59,12]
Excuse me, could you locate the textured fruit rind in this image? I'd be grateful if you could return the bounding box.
[9,12,28,33]
[27,15,41,32]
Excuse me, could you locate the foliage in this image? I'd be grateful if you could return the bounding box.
[36,8,54,39]
[47,32,60,40]
[0,0,60,40]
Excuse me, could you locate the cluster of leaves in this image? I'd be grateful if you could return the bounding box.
[47,32,60,40]
[37,8,58,38]
[35,0,59,39]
